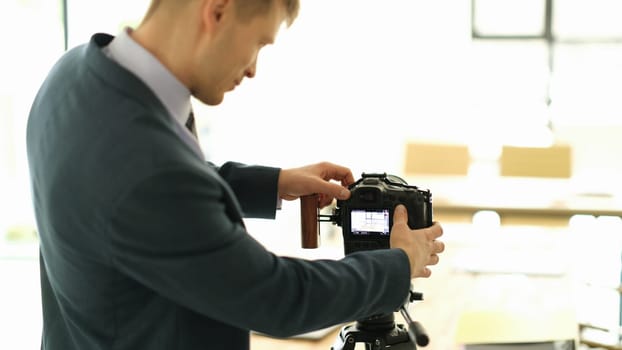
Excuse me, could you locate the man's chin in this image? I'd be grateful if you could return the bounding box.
[195,92,224,106]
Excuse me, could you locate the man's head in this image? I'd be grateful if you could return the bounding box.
[144,0,299,27]
[134,0,299,105]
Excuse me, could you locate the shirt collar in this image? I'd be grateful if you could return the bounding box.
[103,27,192,126]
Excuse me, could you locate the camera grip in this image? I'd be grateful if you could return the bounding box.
[300,194,319,248]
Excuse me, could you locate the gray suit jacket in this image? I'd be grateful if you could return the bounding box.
[26,33,411,350]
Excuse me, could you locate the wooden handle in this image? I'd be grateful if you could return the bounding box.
[300,194,319,248]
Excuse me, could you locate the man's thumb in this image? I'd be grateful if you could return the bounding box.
[393,204,408,225]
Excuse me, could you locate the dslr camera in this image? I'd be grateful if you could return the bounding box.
[300,173,434,349]
[333,173,433,255]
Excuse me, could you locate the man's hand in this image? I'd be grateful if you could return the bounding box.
[390,205,445,278]
[278,162,355,208]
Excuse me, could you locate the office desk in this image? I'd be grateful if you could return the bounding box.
[251,224,579,350]
[433,194,622,223]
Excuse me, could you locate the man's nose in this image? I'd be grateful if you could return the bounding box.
[244,68,255,78]
[245,59,257,78]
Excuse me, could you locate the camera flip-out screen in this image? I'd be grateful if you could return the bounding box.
[350,209,390,235]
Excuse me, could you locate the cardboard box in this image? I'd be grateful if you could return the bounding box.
[404,142,470,176]
[500,145,572,178]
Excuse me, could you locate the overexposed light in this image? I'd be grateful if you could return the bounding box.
[568,214,597,230]
[554,0,622,39]
[467,141,502,179]
[472,210,501,228]
[467,161,499,179]
[503,125,554,148]
[468,143,502,161]
[67,0,150,49]
[473,0,545,36]
[596,215,622,229]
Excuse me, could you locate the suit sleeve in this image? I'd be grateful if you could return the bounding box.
[108,166,411,337]
[209,161,280,219]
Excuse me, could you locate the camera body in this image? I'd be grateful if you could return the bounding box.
[335,173,433,255]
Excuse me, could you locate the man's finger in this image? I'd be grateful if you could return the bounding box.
[434,240,445,253]
[322,163,355,186]
[426,222,444,239]
[393,204,408,225]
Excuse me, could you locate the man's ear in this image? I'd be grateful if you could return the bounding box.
[201,0,232,32]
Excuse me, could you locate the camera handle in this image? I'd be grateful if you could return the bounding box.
[300,194,320,248]
[299,195,430,349]
[300,194,338,248]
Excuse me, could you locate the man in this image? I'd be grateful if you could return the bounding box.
[26,0,445,349]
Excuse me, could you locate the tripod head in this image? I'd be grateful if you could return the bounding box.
[330,291,430,350]
[300,187,431,349]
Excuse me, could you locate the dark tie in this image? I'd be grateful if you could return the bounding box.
[185,111,198,139]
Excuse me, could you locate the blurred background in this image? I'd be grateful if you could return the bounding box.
[1,0,621,349]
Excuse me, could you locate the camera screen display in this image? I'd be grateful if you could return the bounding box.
[350,209,390,235]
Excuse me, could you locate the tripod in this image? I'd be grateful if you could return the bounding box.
[331,291,430,350]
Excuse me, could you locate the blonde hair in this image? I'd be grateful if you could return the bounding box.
[236,0,300,27]
[143,0,299,26]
